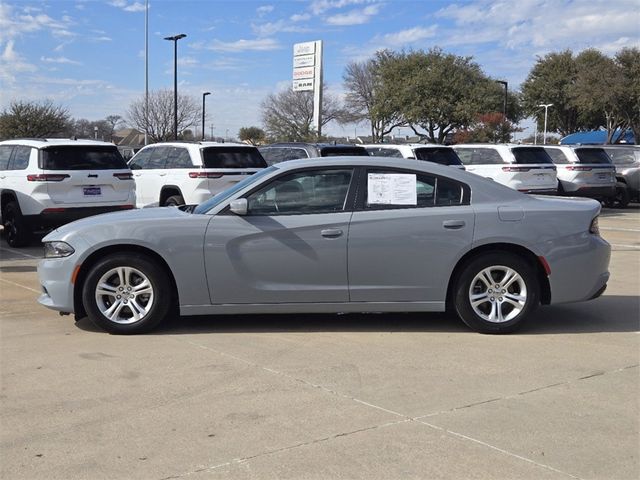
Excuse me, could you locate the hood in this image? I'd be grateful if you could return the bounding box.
[44,207,190,240]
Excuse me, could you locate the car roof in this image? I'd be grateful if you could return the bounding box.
[262,142,366,149]
[453,143,545,149]
[0,138,116,148]
[142,141,253,149]
[363,143,451,149]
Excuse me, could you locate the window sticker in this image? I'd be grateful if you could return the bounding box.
[367,173,417,205]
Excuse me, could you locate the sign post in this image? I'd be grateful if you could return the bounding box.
[293,40,323,138]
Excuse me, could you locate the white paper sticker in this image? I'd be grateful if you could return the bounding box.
[367,173,417,205]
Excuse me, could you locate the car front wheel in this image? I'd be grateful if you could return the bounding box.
[82,253,172,334]
[3,201,31,247]
[454,252,539,334]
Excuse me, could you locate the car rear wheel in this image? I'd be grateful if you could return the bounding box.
[164,195,184,207]
[82,253,172,334]
[454,252,539,334]
[3,201,31,248]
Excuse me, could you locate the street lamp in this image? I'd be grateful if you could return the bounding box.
[538,103,553,145]
[202,92,210,141]
[495,80,508,119]
[164,33,187,141]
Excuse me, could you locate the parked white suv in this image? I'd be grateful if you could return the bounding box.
[453,144,557,194]
[363,143,465,169]
[128,142,267,207]
[543,145,616,199]
[0,138,135,247]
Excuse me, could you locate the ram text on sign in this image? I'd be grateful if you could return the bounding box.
[294,54,315,68]
[293,79,314,91]
[293,41,315,56]
[293,67,315,80]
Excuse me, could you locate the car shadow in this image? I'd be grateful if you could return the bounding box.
[600,203,639,217]
[74,295,639,335]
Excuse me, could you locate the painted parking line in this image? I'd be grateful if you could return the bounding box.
[601,227,640,233]
[0,246,41,260]
[611,244,640,249]
[0,277,41,294]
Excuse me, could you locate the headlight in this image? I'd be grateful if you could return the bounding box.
[43,241,75,258]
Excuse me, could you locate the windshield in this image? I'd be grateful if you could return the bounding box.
[193,166,277,214]
[575,148,612,164]
[41,146,128,170]
[511,147,553,164]
[414,147,463,166]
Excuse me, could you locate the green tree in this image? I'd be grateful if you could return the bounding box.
[521,50,580,137]
[238,126,266,145]
[261,85,346,142]
[376,48,499,143]
[453,113,523,144]
[615,47,640,142]
[0,100,71,139]
[342,52,403,142]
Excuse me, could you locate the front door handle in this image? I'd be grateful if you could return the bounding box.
[443,220,465,230]
[321,228,343,238]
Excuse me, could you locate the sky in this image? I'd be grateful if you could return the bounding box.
[1,0,639,139]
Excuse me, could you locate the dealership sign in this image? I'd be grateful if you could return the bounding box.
[292,40,323,134]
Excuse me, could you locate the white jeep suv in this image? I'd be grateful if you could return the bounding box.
[128,142,268,208]
[453,144,557,194]
[362,143,465,169]
[0,138,136,247]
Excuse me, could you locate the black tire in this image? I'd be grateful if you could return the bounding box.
[164,195,184,207]
[81,253,173,334]
[453,252,539,334]
[557,181,565,196]
[2,201,31,247]
[613,182,630,208]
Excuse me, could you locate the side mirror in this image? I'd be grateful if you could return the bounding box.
[229,198,248,215]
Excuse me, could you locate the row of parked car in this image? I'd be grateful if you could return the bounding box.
[0,137,638,247]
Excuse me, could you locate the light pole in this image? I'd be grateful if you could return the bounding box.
[538,103,553,144]
[164,33,186,141]
[495,80,508,119]
[202,92,210,141]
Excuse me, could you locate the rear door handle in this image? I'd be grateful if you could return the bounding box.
[443,220,465,230]
[158,173,167,177]
[321,228,343,238]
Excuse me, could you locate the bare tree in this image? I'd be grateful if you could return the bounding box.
[261,85,347,142]
[343,53,403,142]
[127,89,201,142]
[0,100,71,139]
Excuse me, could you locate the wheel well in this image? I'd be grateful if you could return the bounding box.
[445,243,552,310]
[73,244,180,319]
[159,187,183,206]
[616,176,627,185]
[1,191,18,215]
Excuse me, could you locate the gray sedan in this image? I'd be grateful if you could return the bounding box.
[37,157,610,334]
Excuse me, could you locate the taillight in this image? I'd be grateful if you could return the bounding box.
[113,172,133,180]
[27,174,70,182]
[589,216,600,235]
[566,166,592,171]
[502,166,531,172]
[189,172,224,179]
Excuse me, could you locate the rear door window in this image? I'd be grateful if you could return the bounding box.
[202,147,267,168]
[165,147,192,168]
[545,148,570,164]
[128,148,153,169]
[41,146,127,170]
[413,147,463,166]
[0,145,13,170]
[511,147,553,164]
[575,148,612,164]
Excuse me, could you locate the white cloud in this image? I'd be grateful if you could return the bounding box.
[290,13,311,22]
[40,56,82,65]
[196,38,281,52]
[109,0,147,13]
[378,26,437,47]
[256,5,274,16]
[325,3,382,26]
[92,36,113,42]
[252,20,311,37]
[0,40,37,86]
[310,0,370,15]
[178,56,199,67]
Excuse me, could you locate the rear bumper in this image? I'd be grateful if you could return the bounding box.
[561,184,616,198]
[24,205,134,233]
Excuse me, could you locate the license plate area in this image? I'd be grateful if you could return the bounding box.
[83,186,102,196]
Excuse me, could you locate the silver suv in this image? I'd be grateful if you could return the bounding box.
[0,139,135,247]
[601,145,640,207]
[128,142,267,207]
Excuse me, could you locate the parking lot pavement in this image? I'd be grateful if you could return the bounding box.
[1,207,638,480]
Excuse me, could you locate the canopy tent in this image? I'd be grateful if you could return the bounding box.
[560,129,635,145]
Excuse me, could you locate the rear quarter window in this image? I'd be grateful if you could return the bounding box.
[41,146,127,170]
[0,145,13,170]
[511,147,553,164]
[604,148,639,165]
[202,147,267,168]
